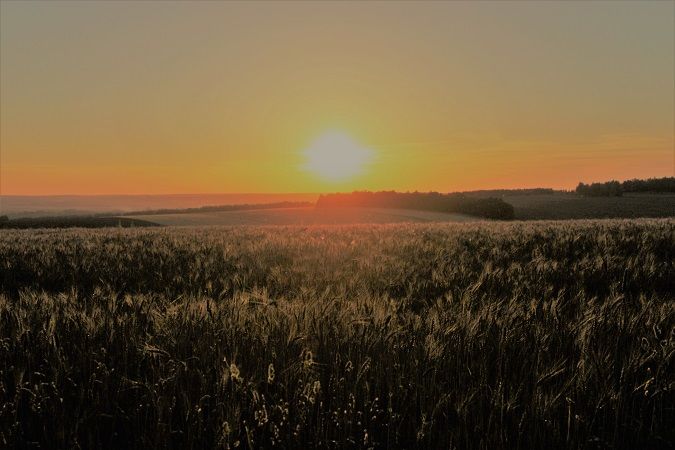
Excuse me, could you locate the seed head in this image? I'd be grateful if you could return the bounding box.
[267,363,276,383]
[230,363,241,383]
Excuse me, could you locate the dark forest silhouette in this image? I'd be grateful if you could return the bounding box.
[576,176,675,197]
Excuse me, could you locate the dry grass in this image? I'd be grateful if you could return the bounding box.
[0,219,673,449]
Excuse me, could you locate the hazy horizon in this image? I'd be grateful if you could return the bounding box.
[0,193,322,217]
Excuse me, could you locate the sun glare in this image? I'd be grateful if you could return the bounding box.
[302,132,374,182]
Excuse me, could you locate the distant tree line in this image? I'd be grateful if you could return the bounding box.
[576,177,675,197]
[316,191,515,220]
[576,180,624,197]
[621,177,675,193]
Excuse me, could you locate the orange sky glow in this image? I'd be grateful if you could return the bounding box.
[1,1,673,195]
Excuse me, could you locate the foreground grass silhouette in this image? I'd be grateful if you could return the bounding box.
[1,220,673,449]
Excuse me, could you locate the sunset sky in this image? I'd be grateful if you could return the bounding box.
[1,1,673,195]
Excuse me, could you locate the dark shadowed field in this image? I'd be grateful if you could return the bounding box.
[1,219,673,449]
[504,193,675,220]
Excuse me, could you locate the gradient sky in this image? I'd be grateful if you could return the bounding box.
[1,1,673,195]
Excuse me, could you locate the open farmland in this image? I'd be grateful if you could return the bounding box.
[0,219,673,449]
[504,193,675,220]
[127,206,476,226]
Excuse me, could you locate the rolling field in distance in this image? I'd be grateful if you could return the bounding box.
[1,219,673,449]
[504,193,675,220]
[0,194,319,219]
[124,194,675,226]
[3,191,673,228]
[127,207,476,226]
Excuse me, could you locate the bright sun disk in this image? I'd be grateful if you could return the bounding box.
[302,131,374,182]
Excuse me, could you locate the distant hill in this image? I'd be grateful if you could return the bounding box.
[127,207,475,226]
[0,202,314,228]
[317,191,515,220]
[3,180,673,227]
[0,193,319,219]
[462,188,558,198]
[120,201,313,217]
[505,192,675,220]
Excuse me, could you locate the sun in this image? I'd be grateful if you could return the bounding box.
[302,131,374,182]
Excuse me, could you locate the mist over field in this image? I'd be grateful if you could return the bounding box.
[0,194,319,218]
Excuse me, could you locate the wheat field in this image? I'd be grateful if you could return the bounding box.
[1,220,673,449]
[127,207,474,226]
